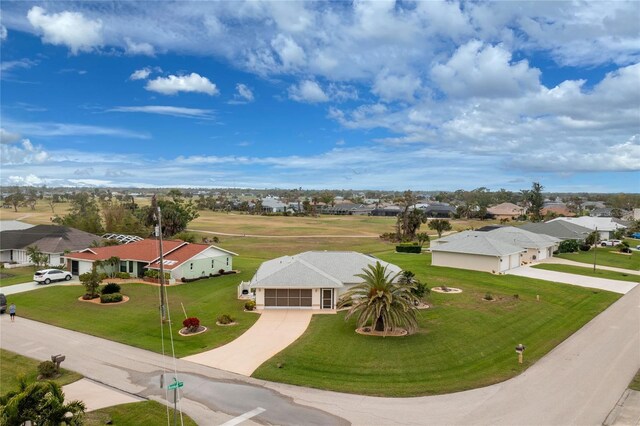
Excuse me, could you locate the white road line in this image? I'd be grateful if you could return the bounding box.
[219,407,266,426]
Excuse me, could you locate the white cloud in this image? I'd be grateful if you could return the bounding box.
[145,73,219,96]
[0,139,49,165]
[7,174,48,186]
[0,128,21,144]
[372,71,421,102]
[288,80,329,103]
[129,67,152,80]
[0,58,38,73]
[0,25,7,41]
[431,40,541,98]
[4,119,150,139]
[124,37,155,56]
[27,6,103,54]
[232,83,254,103]
[271,34,306,69]
[109,105,215,119]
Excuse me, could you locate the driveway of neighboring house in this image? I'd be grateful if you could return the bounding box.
[1,279,81,296]
[182,310,313,376]
[507,266,638,294]
[63,378,143,411]
[543,256,640,276]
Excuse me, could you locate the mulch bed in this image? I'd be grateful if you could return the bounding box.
[355,327,408,337]
[77,295,130,305]
[216,321,238,326]
[432,286,463,294]
[179,326,208,336]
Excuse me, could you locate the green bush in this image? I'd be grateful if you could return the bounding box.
[100,293,124,304]
[38,361,57,378]
[144,269,158,278]
[99,272,109,281]
[558,240,579,253]
[217,314,234,324]
[244,300,256,311]
[396,245,422,254]
[116,272,131,279]
[101,283,121,295]
[579,244,591,252]
[484,292,494,301]
[411,282,430,299]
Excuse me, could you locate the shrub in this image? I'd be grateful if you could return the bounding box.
[82,293,99,300]
[218,269,226,275]
[441,284,449,292]
[558,240,579,253]
[412,282,430,299]
[396,245,422,254]
[100,293,123,303]
[513,294,520,300]
[116,272,131,279]
[101,283,121,295]
[244,300,256,311]
[217,314,234,324]
[484,292,494,301]
[144,269,158,278]
[38,361,57,378]
[99,272,109,281]
[579,244,591,252]
[183,317,200,332]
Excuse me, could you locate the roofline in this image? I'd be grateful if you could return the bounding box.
[147,245,237,271]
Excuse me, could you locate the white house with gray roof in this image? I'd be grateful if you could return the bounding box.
[249,251,402,310]
[430,227,560,273]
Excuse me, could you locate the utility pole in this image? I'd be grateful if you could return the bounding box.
[153,196,167,322]
[593,227,598,272]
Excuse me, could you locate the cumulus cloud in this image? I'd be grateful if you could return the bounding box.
[271,34,306,69]
[109,105,214,119]
[288,80,329,103]
[129,67,151,80]
[145,73,219,96]
[124,37,155,56]
[27,6,103,54]
[0,128,21,144]
[230,83,254,103]
[372,71,421,102]
[7,174,48,186]
[0,139,49,165]
[431,40,541,98]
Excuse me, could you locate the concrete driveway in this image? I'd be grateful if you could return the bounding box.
[63,379,143,411]
[183,310,313,376]
[507,265,638,294]
[1,279,81,296]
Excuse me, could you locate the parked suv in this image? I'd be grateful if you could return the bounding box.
[33,269,72,284]
[600,240,621,247]
[0,293,6,314]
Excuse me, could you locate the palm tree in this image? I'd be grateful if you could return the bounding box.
[0,379,85,425]
[338,262,420,334]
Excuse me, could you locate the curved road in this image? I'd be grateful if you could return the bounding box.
[1,285,638,425]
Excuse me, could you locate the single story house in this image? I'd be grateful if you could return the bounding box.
[487,203,526,220]
[430,226,560,273]
[248,251,402,310]
[64,239,237,281]
[548,217,626,240]
[321,203,373,216]
[0,220,34,231]
[541,203,575,217]
[417,203,457,218]
[0,225,101,267]
[518,221,592,241]
[261,197,289,213]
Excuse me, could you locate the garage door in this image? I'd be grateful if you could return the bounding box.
[264,289,312,307]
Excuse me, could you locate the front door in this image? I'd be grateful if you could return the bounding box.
[322,289,333,309]
[71,261,79,275]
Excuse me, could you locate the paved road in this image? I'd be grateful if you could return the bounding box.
[1,280,81,295]
[508,265,638,294]
[543,256,640,275]
[184,310,313,376]
[2,285,638,425]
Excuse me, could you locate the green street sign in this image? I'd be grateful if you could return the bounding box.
[167,379,184,390]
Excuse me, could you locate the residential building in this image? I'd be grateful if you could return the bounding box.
[548,217,626,240]
[519,221,592,241]
[487,203,526,220]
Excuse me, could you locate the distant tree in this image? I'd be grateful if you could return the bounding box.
[318,191,335,207]
[53,193,104,234]
[102,201,148,236]
[46,197,57,214]
[139,196,199,238]
[4,190,25,212]
[526,182,545,222]
[0,379,85,425]
[610,208,624,219]
[26,246,47,269]
[416,232,430,247]
[395,190,422,241]
[428,219,452,238]
[25,188,38,210]
[253,199,263,214]
[173,231,196,243]
[585,231,598,246]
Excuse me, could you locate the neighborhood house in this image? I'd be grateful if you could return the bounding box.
[63,239,237,281]
[247,251,402,310]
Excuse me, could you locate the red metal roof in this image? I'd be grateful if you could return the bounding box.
[65,239,186,263]
[147,243,218,270]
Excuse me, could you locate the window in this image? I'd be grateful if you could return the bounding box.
[129,261,134,273]
[120,261,127,272]
[211,260,214,268]
[226,257,229,266]
[190,263,193,270]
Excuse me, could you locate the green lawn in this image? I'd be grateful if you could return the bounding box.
[85,401,197,426]
[556,247,639,270]
[533,264,640,283]
[0,349,82,395]
[6,257,263,358]
[629,370,640,392]
[252,252,621,397]
[0,266,36,287]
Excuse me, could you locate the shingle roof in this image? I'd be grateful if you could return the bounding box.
[0,220,34,232]
[65,239,186,262]
[487,226,560,249]
[430,234,525,256]
[548,217,627,232]
[487,202,525,216]
[0,225,101,253]
[147,244,237,270]
[250,251,402,289]
[519,221,592,240]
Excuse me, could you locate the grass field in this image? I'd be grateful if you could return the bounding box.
[85,401,197,426]
[0,266,35,287]
[629,370,640,392]
[533,264,640,283]
[556,247,639,270]
[6,258,263,358]
[252,251,620,397]
[0,349,82,395]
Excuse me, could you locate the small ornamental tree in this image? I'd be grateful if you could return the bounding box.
[80,269,101,299]
[183,317,200,332]
[428,219,452,238]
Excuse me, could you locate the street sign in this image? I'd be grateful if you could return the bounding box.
[167,379,184,390]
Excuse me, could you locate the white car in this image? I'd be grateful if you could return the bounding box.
[33,269,72,284]
[600,240,622,247]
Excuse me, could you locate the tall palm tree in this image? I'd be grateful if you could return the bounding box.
[338,262,420,334]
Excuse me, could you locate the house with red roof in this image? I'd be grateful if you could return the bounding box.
[64,239,237,282]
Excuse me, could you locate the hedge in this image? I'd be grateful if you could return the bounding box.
[396,245,422,254]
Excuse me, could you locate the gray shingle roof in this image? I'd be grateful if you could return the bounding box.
[519,221,592,240]
[430,234,525,256]
[250,251,402,289]
[0,225,101,253]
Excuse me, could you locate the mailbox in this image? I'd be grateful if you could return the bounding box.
[51,354,66,371]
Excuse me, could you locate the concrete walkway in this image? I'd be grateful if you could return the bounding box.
[183,310,313,376]
[508,265,638,294]
[543,256,640,275]
[63,378,143,411]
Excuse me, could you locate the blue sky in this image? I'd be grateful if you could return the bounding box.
[1,1,638,192]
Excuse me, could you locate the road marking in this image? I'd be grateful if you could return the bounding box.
[219,407,266,426]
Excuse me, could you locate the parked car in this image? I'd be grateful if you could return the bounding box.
[33,269,72,284]
[630,232,640,239]
[0,293,6,314]
[600,240,622,247]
